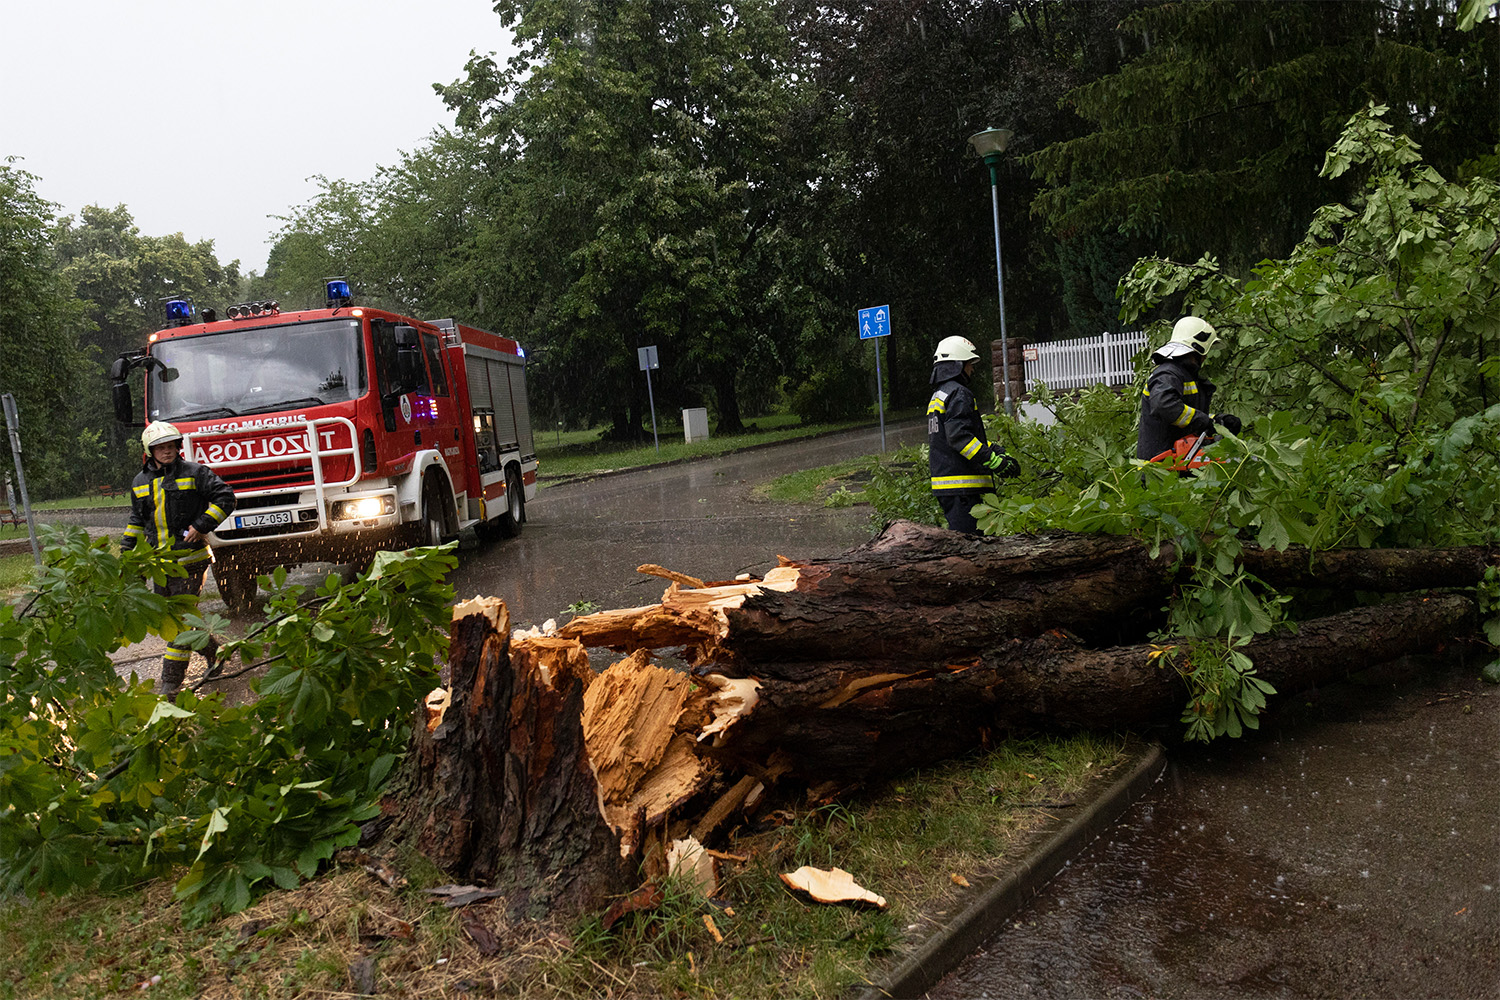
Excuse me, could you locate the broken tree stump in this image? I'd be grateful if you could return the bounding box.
[377,597,632,917]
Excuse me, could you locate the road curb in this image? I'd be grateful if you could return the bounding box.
[853,741,1167,1000]
[536,417,925,488]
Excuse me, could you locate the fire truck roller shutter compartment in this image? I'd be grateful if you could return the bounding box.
[509,361,533,456]
[465,348,521,452]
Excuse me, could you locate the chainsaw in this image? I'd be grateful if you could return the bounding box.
[1147,431,1222,472]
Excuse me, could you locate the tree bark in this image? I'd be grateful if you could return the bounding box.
[561,521,1495,667]
[701,592,1476,782]
[377,598,632,917]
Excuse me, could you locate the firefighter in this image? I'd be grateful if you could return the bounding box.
[928,336,1020,534]
[122,421,236,699]
[1136,317,1241,462]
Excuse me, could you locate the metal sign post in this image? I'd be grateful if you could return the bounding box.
[856,305,891,451]
[1,393,41,565]
[637,345,661,454]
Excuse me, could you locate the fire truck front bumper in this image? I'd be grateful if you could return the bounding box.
[211,491,401,545]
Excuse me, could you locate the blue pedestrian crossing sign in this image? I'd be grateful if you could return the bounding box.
[857,305,891,340]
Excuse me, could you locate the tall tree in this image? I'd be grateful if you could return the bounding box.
[53,204,243,476]
[0,163,97,498]
[437,0,834,436]
[783,0,1151,406]
[1031,0,1499,278]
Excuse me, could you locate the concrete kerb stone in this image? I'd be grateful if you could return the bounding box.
[853,741,1167,1000]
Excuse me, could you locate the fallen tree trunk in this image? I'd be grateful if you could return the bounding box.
[560,521,1497,665]
[702,592,1477,781]
[380,521,1489,902]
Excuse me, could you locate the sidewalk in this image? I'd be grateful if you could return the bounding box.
[856,741,1167,1000]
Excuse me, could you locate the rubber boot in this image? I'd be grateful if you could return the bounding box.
[160,648,189,700]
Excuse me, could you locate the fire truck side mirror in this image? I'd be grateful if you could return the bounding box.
[111,380,135,425]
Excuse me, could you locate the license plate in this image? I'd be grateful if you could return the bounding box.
[235,510,293,529]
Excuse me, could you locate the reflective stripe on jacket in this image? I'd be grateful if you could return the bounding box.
[122,457,236,564]
[928,377,1004,492]
[1136,359,1216,460]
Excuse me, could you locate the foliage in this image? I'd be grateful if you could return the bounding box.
[0,528,454,924]
[870,110,1500,739]
[1031,0,1498,276]
[862,444,943,529]
[52,202,245,489]
[0,162,95,499]
[1149,633,1277,742]
[785,364,873,426]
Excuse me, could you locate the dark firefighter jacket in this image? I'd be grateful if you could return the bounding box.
[122,456,236,568]
[1136,357,1217,461]
[928,363,1010,492]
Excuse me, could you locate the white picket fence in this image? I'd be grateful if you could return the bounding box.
[1023,330,1149,393]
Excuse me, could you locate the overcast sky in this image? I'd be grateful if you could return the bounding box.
[2,0,516,274]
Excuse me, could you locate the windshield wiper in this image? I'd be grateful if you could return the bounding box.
[171,406,239,420]
[239,396,327,415]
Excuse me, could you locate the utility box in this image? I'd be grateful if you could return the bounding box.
[683,408,710,443]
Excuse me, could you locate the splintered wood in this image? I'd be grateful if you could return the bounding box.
[388,523,1488,914]
[780,866,888,910]
[581,650,715,853]
[559,564,802,661]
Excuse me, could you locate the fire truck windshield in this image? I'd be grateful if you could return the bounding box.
[147,319,366,421]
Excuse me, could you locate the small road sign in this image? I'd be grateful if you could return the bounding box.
[638,345,660,370]
[857,305,890,340]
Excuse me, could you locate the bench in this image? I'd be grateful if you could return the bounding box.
[0,507,23,528]
[96,483,127,501]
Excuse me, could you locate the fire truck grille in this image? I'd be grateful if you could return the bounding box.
[221,466,316,493]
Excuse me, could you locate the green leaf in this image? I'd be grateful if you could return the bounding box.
[196,806,231,862]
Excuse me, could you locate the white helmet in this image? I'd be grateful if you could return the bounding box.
[142,420,183,451]
[934,336,980,364]
[1165,316,1219,356]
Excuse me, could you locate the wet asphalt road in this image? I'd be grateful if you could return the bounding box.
[446,421,927,628]
[930,656,1500,1000]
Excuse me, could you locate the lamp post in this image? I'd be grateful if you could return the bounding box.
[968,127,1016,418]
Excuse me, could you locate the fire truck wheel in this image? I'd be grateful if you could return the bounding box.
[419,476,448,547]
[499,466,525,538]
[213,561,260,617]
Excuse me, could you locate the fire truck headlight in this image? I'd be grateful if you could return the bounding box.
[333,496,395,520]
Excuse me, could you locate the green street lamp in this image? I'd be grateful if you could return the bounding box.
[968,127,1016,418]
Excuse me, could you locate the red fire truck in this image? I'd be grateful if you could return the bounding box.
[110,281,537,613]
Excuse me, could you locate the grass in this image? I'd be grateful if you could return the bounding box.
[0,733,1130,999]
[534,411,918,481]
[0,554,36,594]
[754,457,885,506]
[2,493,130,540]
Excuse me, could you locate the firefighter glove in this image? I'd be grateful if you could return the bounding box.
[1215,413,1242,435]
[985,452,1021,478]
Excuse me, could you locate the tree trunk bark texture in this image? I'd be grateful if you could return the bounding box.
[377,598,633,918]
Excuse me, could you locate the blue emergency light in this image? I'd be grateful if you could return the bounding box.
[326,279,353,307]
[164,299,193,326]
